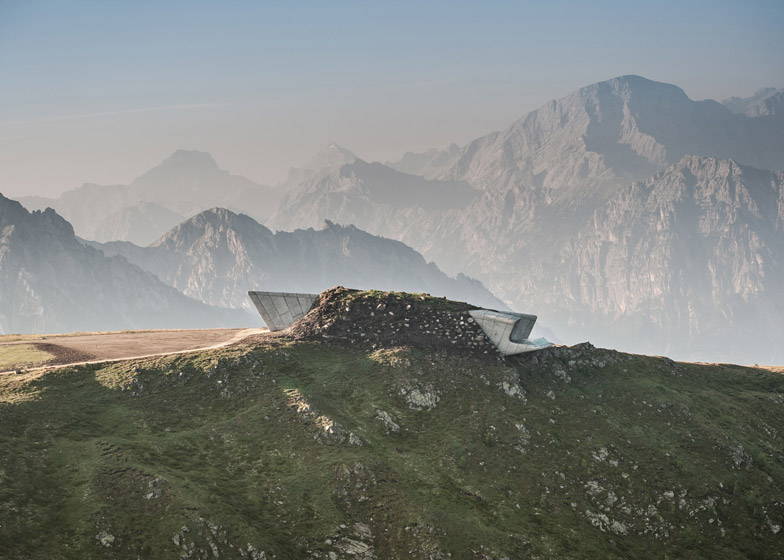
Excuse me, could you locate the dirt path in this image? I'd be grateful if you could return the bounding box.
[0,328,267,374]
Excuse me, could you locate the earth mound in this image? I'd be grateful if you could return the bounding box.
[288,286,500,356]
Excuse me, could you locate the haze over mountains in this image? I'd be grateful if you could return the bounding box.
[0,193,247,334]
[723,87,784,117]
[85,208,506,313]
[7,74,784,364]
[17,150,282,246]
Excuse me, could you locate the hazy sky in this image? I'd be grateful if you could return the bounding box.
[1,0,782,197]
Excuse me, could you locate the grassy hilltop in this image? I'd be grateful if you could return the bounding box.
[1,288,783,559]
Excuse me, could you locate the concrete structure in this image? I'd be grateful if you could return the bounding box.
[248,291,318,331]
[469,309,552,356]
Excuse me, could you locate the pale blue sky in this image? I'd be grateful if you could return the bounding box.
[1,0,782,196]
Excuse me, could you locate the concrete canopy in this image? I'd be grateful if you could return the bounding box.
[248,291,318,331]
[468,309,552,356]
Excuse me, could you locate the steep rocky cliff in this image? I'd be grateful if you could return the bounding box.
[524,156,784,363]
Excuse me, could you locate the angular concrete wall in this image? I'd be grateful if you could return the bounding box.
[248,291,318,331]
[469,309,552,356]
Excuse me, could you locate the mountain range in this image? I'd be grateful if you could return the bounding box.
[85,208,506,313]
[17,150,281,246]
[0,193,247,334]
[8,74,784,363]
[268,75,784,364]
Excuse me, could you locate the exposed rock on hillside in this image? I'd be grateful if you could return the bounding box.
[1,290,782,558]
[288,287,498,357]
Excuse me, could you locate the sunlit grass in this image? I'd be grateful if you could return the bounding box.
[0,343,54,370]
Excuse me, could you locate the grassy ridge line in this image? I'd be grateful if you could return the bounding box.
[1,332,782,559]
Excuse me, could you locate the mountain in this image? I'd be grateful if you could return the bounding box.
[427,76,784,200]
[87,207,507,314]
[269,76,784,364]
[0,193,247,334]
[270,158,478,240]
[17,183,135,240]
[91,201,185,246]
[723,87,784,117]
[518,156,784,363]
[384,142,460,176]
[129,150,278,218]
[282,142,358,187]
[16,150,280,245]
[2,288,783,558]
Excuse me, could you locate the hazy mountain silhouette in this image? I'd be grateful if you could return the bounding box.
[723,87,784,117]
[87,207,507,313]
[17,150,280,245]
[0,193,247,334]
[269,76,784,363]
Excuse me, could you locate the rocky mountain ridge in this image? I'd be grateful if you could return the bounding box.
[0,192,246,334]
[723,87,784,117]
[268,76,784,363]
[523,156,784,362]
[11,75,784,363]
[86,208,507,314]
[17,150,280,246]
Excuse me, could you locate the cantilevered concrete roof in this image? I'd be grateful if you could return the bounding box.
[248,291,318,331]
[469,309,552,356]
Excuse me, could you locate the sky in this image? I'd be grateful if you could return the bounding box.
[1,0,783,197]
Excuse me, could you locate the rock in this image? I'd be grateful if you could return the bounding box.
[592,447,609,462]
[245,544,266,559]
[500,381,526,401]
[375,409,400,433]
[95,531,115,547]
[405,387,440,410]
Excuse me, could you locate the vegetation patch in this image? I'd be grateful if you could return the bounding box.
[0,343,56,370]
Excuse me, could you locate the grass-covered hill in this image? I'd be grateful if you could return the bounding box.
[1,288,782,559]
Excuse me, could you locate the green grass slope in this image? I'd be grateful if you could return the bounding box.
[1,290,782,559]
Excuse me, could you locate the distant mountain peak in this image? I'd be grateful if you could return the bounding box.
[146,149,222,175]
[165,149,219,166]
[283,143,359,187]
[302,143,357,170]
[571,75,691,105]
[723,87,784,117]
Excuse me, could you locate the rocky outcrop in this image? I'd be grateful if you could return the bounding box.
[288,287,499,357]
